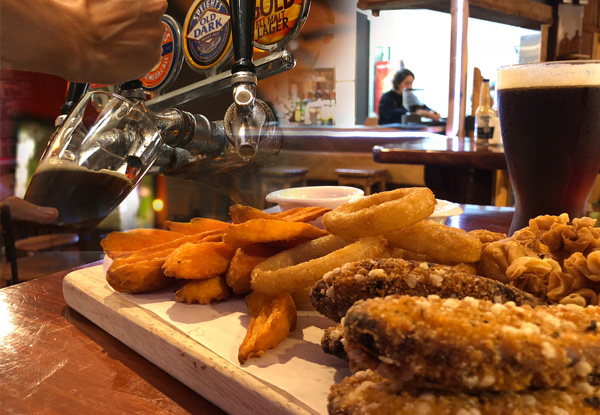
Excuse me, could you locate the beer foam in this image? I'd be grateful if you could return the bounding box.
[498,61,600,89]
[36,160,132,181]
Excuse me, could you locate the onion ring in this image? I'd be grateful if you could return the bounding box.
[384,219,482,264]
[321,187,436,238]
[251,234,387,295]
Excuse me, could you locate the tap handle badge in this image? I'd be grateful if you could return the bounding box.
[141,15,184,94]
[183,0,234,75]
[253,0,311,52]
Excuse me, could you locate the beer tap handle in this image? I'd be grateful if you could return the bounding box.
[230,0,256,74]
[119,80,146,101]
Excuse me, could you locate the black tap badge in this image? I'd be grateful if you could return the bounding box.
[254,0,310,52]
[142,15,184,94]
[183,0,233,74]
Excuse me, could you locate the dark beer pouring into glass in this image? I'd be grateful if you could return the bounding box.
[497,60,600,235]
[24,91,162,230]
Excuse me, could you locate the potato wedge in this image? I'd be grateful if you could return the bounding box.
[106,257,171,293]
[162,242,236,280]
[238,292,297,364]
[225,245,282,294]
[175,276,231,304]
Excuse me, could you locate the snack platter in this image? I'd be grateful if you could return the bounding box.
[63,264,351,415]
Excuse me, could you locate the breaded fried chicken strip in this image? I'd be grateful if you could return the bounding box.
[310,258,543,322]
[321,325,347,361]
[343,295,600,392]
[328,369,600,415]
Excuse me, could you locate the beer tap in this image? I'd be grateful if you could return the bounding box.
[56,82,89,126]
[118,80,228,170]
[223,0,279,162]
[52,0,309,178]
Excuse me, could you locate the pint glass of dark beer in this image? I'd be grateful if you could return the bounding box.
[24,91,162,230]
[497,61,600,234]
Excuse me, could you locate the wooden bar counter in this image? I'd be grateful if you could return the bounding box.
[372,135,506,170]
[0,205,514,414]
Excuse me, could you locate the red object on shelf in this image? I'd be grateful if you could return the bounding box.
[374,60,403,115]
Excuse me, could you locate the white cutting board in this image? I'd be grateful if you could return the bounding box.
[63,265,351,415]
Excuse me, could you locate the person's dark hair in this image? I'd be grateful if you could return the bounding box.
[392,68,415,89]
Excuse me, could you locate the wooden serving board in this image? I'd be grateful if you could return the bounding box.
[63,265,349,415]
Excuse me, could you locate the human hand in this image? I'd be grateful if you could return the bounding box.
[416,109,441,121]
[1,197,59,223]
[1,0,167,84]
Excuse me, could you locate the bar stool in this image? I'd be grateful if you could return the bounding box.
[259,167,309,207]
[334,168,387,195]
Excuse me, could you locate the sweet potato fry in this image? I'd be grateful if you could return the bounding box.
[115,228,226,267]
[174,276,232,304]
[225,245,283,294]
[162,241,236,280]
[101,229,184,259]
[165,218,230,235]
[106,257,171,293]
[223,219,328,249]
[238,292,297,364]
[229,204,273,223]
[229,204,330,224]
[275,206,331,223]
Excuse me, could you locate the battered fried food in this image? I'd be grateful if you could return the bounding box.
[322,187,436,238]
[238,291,297,364]
[162,242,236,280]
[251,235,387,296]
[175,276,232,304]
[468,228,507,246]
[383,220,483,264]
[310,257,543,322]
[223,218,328,249]
[328,369,600,415]
[342,295,600,392]
[321,324,348,361]
[478,214,600,305]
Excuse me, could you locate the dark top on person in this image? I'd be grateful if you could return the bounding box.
[378,90,432,125]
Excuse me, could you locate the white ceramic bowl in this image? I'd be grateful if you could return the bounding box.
[430,199,464,224]
[266,186,365,211]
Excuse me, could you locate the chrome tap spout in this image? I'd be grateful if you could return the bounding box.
[224,72,280,161]
[153,108,226,158]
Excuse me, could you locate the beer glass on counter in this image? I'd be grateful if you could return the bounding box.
[24,91,162,230]
[497,60,600,235]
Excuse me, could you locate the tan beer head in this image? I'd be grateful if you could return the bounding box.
[498,60,600,89]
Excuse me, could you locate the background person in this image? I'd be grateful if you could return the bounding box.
[378,68,440,125]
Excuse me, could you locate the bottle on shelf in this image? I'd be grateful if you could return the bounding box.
[474,79,499,145]
[558,32,570,56]
[293,97,302,123]
[570,30,581,54]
